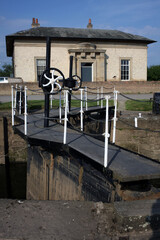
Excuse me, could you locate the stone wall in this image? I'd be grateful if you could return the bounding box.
[0,114,27,164]
[115,115,160,162]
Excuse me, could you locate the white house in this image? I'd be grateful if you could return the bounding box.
[6,19,155,83]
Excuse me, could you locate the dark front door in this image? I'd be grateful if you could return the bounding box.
[81,63,92,82]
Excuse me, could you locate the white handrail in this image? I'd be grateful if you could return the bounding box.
[59,91,62,123]
[112,90,118,144]
[101,86,103,108]
[24,86,28,135]
[11,86,14,126]
[80,88,84,131]
[85,86,88,111]
[97,88,100,106]
[19,86,22,115]
[63,90,68,144]
[104,95,110,168]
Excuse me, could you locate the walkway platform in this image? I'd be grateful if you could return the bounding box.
[14,109,160,183]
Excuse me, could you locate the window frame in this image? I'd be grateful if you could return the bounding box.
[36,58,46,82]
[120,59,131,81]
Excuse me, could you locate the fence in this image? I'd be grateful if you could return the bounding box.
[11,85,118,168]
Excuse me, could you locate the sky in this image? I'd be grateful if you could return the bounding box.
[0,0,160,68]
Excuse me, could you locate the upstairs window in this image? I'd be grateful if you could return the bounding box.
[121,60,130,80]
[36,59,46,81]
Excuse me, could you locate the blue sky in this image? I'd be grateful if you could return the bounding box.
[0,0,160,68]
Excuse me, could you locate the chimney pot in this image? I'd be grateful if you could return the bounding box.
[31,18,40,28]
[87,18,93,29]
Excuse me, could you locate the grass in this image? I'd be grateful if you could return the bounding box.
[0,99,114,111]
[125,100,152,111]
[0,102,12,110]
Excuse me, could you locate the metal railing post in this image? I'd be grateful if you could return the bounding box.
[14,84,17,109]
[63,90,68,144]
[104,95,110,168]
[19,86,22,115]
[80,88,84,131]
[11,86,14,126]
[63,90,66,107]
[85,86,88,111]
[59,91,62,123]
[112,90,118,144]
[24,86,28,135]
[135,117,138,128]
[101,86,103,108]
[97,88,99,106]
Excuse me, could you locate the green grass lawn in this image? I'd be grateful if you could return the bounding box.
[0,99,114,111]
[125,100,152,111]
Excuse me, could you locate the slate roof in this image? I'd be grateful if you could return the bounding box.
[6,27,156,56]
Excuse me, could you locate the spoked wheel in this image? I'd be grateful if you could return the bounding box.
[72,75,82,91]
[40,68,65,94]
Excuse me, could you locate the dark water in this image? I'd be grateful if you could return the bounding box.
[0,162,27,199]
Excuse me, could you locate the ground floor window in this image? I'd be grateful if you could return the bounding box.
[81,63,93,82]
[121,59,130,80]
[36,59,46,81]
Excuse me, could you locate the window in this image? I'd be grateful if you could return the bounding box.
[81,63,93,82]
[121,60,130,80]
[36,59,46,81]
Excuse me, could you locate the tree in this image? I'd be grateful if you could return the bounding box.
[0,63,13,77]
[147,65,160,81]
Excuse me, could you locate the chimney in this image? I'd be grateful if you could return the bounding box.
[87,18,93,29]
[31,18,40,28]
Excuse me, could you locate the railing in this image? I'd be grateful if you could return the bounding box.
[11,84,118,168]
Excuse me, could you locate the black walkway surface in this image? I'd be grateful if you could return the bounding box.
[15,109,160,183]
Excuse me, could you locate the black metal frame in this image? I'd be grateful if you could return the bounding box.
[39,37,82,127]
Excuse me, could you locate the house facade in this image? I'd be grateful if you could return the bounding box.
[6,19,155,83]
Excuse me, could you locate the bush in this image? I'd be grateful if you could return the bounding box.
[147,65,160,81]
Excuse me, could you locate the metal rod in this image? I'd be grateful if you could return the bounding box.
[104,95,110,168]
[68,90,72,112]
[19,86,22,115]
[44,37,51,127]
[63,90,66,107]
[14,84,17,109]
[68,56,73,112]
[97,88,99,106]
[69,56,73,79]
[101,86,103,108]
[11,86,14,126]
[85,86,88,111]
[80,88,84,131]
[135,117,138,128]
[63,90,68,144]
[59,92,62,123]
[24,86,27,135]
[112,90,118,143]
